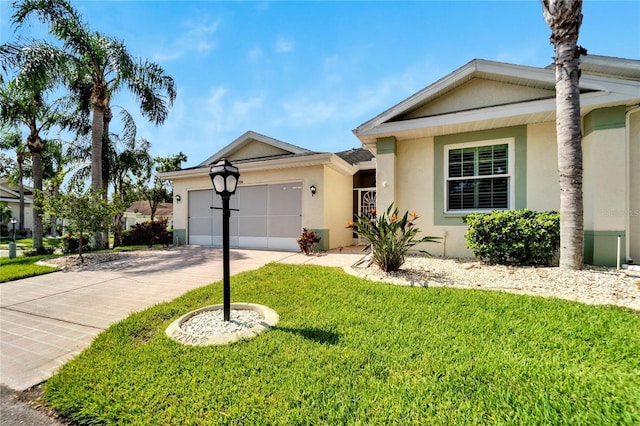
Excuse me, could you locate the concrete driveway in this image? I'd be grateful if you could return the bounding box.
[0,246,364,391]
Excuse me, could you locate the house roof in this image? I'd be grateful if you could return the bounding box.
[335,148,375,167]
[126,201,173,217]
[160,130,359,181]
[353,55,640,152]
[198,130,315,166]
[0,179,34,204]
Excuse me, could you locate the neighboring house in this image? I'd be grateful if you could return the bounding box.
[0,178,34,234]
[353,55,640,266]
[124,201,174,230]
[160,131,374,251]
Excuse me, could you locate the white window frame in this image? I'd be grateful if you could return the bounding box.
[444,138,515,214]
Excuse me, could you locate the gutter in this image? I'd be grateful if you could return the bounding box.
[159,153,357,181]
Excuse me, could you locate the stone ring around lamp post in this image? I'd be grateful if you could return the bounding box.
[166,303,279,346]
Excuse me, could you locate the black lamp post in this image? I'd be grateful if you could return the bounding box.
[209,159,240,322]
[10,217,16,242]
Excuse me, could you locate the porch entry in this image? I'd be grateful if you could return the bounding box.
[353,188,376,244]
[188,182,302,250]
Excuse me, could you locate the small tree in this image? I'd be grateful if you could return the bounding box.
[348,204,440,272]
[41,183,114,261]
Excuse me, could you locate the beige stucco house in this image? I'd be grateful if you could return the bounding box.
[353,55,640,267]
[160,131,375,251]
[123,201,173,229]
[0,178,34,235]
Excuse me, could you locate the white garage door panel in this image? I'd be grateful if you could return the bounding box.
[188,182,301,249]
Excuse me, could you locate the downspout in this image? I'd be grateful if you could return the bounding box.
[625,106,640,262]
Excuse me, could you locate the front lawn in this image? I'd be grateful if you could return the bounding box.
[0,237,63,250]
[43,264,639,425]
[0,255,60,282]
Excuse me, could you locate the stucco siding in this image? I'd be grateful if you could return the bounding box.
[395,137,464,257]
[628,109,640,261]
[526,122,560,212]
[583,127,626,231]
[322,166,353,248]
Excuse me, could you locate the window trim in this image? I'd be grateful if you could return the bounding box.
[444,138,515,214]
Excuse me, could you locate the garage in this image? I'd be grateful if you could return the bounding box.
[188,182,302,250]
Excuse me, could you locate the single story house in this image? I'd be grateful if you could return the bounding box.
[124,201,174,229]
[160,131,375,251]
[0,178,34,235]
[353,55,640,266]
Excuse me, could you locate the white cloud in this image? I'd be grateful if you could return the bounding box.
[275,36,294,53]
[153,18,220,61]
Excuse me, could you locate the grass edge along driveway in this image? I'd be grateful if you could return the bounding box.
[43,263,639,425]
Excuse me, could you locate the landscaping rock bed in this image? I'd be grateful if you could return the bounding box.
[37,252,132,270]
[347,255,640,311]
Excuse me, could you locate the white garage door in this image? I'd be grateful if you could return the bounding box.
[188,182,302,250]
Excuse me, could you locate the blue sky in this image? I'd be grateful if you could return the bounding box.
[2,0,639,168]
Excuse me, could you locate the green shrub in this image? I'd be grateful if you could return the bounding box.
[24,247,55,256]
[349,204,440,272]
[464,209,560,266]
[297,228,321,255]
[125,218,173,247]
[62,235,92,254]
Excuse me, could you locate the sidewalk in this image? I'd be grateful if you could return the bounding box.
[0,246,365,392]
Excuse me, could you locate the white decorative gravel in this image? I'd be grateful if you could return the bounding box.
[181,309,264,336]
[347,255,640,311]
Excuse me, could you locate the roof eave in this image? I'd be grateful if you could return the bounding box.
[355,89,640,146]
[161,153,357,181]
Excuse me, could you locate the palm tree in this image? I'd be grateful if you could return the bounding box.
[12,0,176,191]
[108,110,153,247]
[41,138,77,236]
[542,0,584,270]
[0,72,63,251]
[13,0,176,248]
[0,130,30,231]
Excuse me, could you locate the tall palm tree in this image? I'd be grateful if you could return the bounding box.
[0,130,29,231]
[0,64,64,250]
[13,0,176,248]
[12,0,176,193]
[542,0,584,270]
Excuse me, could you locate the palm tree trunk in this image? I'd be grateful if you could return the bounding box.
[17,158,25,231]
[31,150,44,250]
[91,105,104,191]
[555,41,583,270]
[543,0,584,270]
[91,105,105,249]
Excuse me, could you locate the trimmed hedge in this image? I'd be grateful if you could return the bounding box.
[464,209,560,266]
[122,218,173,247]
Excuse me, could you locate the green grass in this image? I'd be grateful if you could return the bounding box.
[43,264,640,425]
[0,255,60,282]
[0,237,63,250]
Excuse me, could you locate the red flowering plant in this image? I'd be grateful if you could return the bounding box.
[348,204,440,272]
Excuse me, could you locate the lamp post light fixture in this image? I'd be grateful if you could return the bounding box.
[10,217,17,242]
[209,159,240,322]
